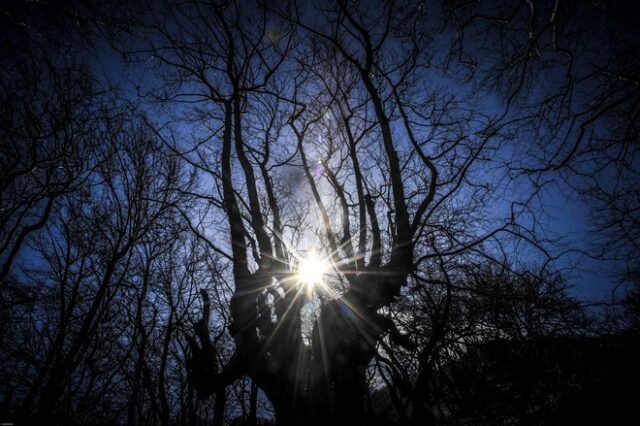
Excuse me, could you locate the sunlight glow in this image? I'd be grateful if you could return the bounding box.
[296,251,329,288]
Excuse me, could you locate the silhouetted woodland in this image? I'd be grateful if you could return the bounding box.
[1,1,639,425]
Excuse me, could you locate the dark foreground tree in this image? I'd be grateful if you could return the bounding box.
[1,0,638,425]
[126,1,638,425]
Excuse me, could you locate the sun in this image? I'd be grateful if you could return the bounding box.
[297,251,329,288]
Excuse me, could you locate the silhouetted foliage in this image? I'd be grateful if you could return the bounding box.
[1,1,638,425]
[443,335,640,425]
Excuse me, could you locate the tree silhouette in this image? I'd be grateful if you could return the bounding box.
[1,1,638,425]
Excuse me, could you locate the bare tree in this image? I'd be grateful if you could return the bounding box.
[0,51,102,284]
[1,1,637,425]
[133,1,545,424]
[445,0,639,285]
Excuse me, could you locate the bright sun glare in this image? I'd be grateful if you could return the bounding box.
[297,251,329,287]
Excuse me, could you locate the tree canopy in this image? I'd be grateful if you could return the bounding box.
[1,1,638,425]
